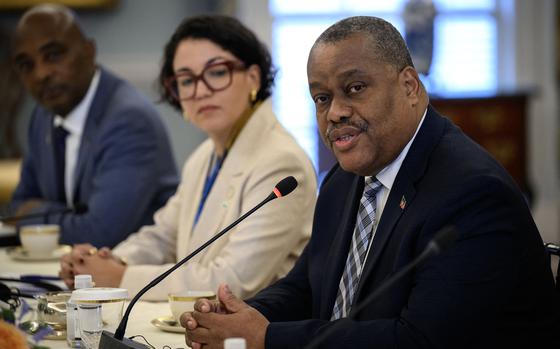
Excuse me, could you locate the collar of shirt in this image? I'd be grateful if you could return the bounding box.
[360,108,428,267]
[369,107,428,218]
[53,69,101,134]
[52,69,100,205]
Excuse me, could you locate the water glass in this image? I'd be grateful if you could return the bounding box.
[72,288,128,349]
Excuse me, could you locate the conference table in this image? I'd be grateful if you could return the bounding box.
[0,247,187,349]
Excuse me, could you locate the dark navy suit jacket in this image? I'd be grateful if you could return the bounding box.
[11,68,179,248]
[248,106,559,348]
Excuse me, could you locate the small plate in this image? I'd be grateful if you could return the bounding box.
[151,316,184,333]
[6,245,71,262]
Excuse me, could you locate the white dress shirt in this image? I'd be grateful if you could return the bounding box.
[53,69,100,206]
[362,108,427,266]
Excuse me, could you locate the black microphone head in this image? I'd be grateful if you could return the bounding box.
[272,176,298,198]
[432,225,458,252]
[73,203,88,214]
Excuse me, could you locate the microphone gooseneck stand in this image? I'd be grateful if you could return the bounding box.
[99,176,298,349]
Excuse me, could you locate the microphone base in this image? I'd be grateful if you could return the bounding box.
[98,330,150,349]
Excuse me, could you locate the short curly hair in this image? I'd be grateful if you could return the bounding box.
[159,15,275,111]
[313,16,414,72]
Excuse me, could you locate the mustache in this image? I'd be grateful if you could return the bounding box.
[325,119,368,140]
[38,82,66,98]
[38,81,54,93]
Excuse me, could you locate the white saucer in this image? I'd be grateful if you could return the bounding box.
[7,245,71,262]
[0,223,16,237]
[19,320,66,340]
[151,315,184,333]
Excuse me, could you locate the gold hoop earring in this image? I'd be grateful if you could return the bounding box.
[250,89,258,103]
[182,110,190,122]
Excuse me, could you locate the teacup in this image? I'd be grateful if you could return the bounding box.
[20,224,60,257]
[168,291,216,322]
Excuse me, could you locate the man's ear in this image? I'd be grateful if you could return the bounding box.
[400,66,421,106]
[85,38,96,61]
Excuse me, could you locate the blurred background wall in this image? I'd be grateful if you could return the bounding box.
[0,0,558,244]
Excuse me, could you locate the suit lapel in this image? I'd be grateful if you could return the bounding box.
[187,102,273,256]
[44,115,59,200]
[189,161,238,258]
[72,69,116,203]
[175,142,211,259]
[353,173,416,303]
[320,174,363,319]
[352,106,445,306]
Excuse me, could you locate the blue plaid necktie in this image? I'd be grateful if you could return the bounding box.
[331,177,382,320]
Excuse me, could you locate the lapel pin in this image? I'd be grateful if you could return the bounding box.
[226,186,234,199]
[399,195,407,210]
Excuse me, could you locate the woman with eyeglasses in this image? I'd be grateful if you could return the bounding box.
[59,15,317,300]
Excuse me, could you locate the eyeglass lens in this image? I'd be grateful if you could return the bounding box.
[175,63,233,100]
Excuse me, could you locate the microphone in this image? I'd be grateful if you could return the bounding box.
[99,176,299,349]
[305,226,458,349]
[0,203,88,223]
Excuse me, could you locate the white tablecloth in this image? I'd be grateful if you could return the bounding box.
[0,248,187,349]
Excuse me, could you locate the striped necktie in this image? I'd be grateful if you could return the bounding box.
[331,177,382,320]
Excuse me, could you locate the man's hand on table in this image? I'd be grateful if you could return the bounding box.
[59,243,95,288]
[59,244,126,288]
[181,283,268,349]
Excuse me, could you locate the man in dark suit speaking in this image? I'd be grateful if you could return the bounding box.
[183,16,559,348]
[10,4,178,247]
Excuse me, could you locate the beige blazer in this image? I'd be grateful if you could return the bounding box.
[113,100,317,300]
